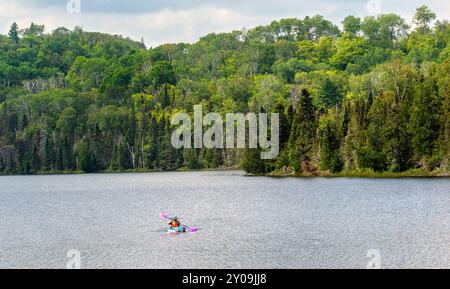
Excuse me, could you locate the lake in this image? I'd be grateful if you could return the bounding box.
[0,171,449,269]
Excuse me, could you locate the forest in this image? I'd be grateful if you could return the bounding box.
[0,6,448,176]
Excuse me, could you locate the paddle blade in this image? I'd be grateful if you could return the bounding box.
[160,212,170,220]
[187,227,198,233]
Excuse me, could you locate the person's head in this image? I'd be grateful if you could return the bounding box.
[173,216,178,220]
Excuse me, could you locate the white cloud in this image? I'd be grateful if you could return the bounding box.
[1,0,449,47]
[0,2,268,47]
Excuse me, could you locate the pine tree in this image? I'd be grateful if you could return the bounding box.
[140,37,146,49]
[358,96,388,172]
[319,112,343,173]
[342,101,360,170]
[383,95,413,172]
[316,77,342,109]
[274,102,292,171]
[8,22,19,44]
[288,88,317,172]
[409,71,442,169]
[274,102,290,149]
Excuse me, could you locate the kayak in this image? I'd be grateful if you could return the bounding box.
[167,226,186,233]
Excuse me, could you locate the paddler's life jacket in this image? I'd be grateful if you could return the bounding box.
[171,220,180,228]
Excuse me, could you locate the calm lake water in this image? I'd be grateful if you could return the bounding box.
[0,171,449,269]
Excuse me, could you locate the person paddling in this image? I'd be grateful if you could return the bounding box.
[169,216,181,228]
[160,212,198,233]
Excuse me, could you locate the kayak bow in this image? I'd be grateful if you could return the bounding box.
[167,226,186,233]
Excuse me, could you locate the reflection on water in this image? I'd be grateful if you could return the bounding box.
[0,171,449,268]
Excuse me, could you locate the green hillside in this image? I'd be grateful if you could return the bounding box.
[0,6,448,176]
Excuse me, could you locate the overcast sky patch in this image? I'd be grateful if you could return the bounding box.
[1,0,449,47]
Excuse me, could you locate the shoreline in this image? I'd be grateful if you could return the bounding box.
[0,167,240,177]
[262,168,449,179]
[0,168,449,178]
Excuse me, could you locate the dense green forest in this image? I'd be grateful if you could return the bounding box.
[0,6,449,176]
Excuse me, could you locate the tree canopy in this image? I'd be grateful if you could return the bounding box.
[0,6,449,175]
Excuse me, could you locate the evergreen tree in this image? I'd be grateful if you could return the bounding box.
[384,97,413,171]
[316,77,342,109]
[342,100,363,170]
[274,102,291,149]
[358,96,388,172]
[288,88,317,172]
[8,22,19,44]
[319,113,343,173]
[409,69,442,169]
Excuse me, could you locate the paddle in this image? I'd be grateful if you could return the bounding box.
[160,212,199,232]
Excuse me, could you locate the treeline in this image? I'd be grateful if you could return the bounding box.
[0,6,448,175]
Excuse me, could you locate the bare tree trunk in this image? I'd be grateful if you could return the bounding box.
[127,143,136,169]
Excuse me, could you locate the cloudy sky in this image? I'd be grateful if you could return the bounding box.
[1,0,449,47]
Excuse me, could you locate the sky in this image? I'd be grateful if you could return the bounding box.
[0,0,449,48]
